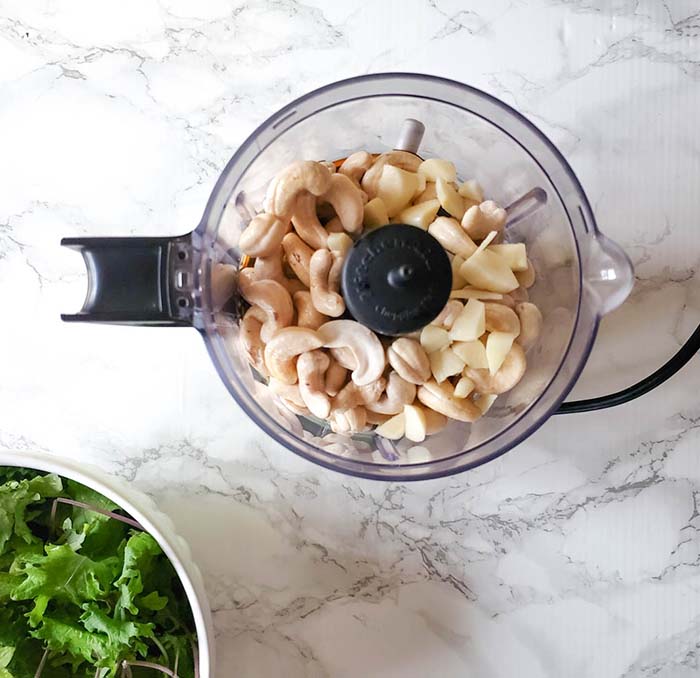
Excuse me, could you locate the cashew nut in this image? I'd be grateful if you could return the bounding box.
[511,286,530,303]
[366,372,416,415]
[330,406,368,434]
[264,160,333,219]
[387,338,431,385]
[240,306,268,377]
[430,300,463,330]
[268,378,308,414]
[291,191,328,250]
[324,358,348,397]
[239,213,289,258]
[253,249,306,295]
[330,346,358,370]
[428,216,478,258]
[515,302,542,351]
[516,259,536,289]
[320,173,364,234]
[325,216,344,233]
[491,293,515,309]
[238,270,294,343]
[339,151,373,185]
[484,303,521,335]
[263,327,323,384]
[366,410,391,426]
[282,232,313,287]
[461,201,507,241]
[318,320,386,386]
[464,343,527,394]
[293,290,329,330]
[423,407,448,435]
[334,377,386,411]
[319,160,337,173]
[310,249,345,317]
[297,350,331,418]
[361,150,422,198]
[416,380,481,422]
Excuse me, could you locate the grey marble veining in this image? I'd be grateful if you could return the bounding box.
[1,1,699,676]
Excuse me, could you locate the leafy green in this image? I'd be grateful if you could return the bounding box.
[0,468,196,677]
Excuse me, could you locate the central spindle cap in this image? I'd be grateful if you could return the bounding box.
[341,224,452,336]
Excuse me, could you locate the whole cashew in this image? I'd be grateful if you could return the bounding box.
[297,350,331,418]
[491,293,515,309]
[428,216,478,258]
[319,160,337,173]
[239,213,289,258]
[430,300,463,330]
[325,216,344,233]
[515,302,542,351]
[330,346,358,370]
[461,201,507,241]
[387,338,431,385]
[423,407,448,435]
[263,327,323,384]
[268,378,308,415]
[330,406,368,434]
[240,306,268,377]
[282,232,313,287]
[238,270,294,343]
[361,151,422,198]
[293,290,329,330]
[339,151,373,185]
[324,358,348,397]
[291,192,328,250]
[511,286,530,303]
[366,372,416,415]
[264,160,333,220]
[328,251,345,292]
[253,249,306,295]
[464,343,527,395]
[320,173,364,234]
[318,320,386,386]
[484,303,521,335]
[417,380,481,422]
[516,259,536,289]
[334,377,386,411]
[366,410,391,426]
[310,249,345,317]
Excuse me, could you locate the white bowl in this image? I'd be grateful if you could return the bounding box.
[0,450,215,677]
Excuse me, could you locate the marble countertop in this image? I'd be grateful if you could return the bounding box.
[1,1,700,676]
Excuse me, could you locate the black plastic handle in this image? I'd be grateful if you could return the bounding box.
[61,234,195,326]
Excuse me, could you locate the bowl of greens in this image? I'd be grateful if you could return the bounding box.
[0,450,214,677]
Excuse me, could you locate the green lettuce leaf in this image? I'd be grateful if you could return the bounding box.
[11,544,120,615]
[114,532,162,617]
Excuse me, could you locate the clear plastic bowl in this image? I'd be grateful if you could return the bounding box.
[63,74,634,480]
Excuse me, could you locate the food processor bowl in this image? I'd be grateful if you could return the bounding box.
[62,74,634,480]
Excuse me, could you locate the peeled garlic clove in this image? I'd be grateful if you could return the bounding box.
[486,331,517,375]
[429,347,466,383]
[436,177,466,220]
[420,325,451,354]
[404,404,427,443]
[453,376,475,399]
[375,411,406,440]
[418,158,457,183]
[459,248,519,294]
[363,197,389,229]
[458,179,484,203]
[489,243,528,271]
[449,299,486,342]
[376,165,420,217]
[452,339,489,370]
[396,199,441,230]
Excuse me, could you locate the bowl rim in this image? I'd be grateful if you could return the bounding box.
[0,450,214,677]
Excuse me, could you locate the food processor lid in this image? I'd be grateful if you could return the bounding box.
[341,223,452,336]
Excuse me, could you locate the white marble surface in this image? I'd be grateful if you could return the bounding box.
[1,1,700,676]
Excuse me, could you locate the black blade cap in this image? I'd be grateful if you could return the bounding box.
[341,224,452,336]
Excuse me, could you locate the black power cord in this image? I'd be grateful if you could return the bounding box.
[557,322,700,414]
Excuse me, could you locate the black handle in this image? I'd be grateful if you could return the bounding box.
[61,234,196,326]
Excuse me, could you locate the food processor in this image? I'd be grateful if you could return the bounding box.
[60,73,660,480]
